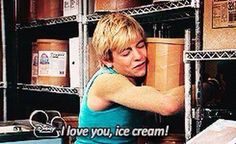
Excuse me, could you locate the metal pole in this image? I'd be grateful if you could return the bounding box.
[1,0,7,121]
[83,0,88,86]
[78,0,84,105]
[195,0,203,134]
[1,0,17,121]
[184,29,192,141]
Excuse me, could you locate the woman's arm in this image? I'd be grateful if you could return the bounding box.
[90,73,184,116]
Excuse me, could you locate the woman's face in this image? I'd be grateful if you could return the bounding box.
[111,34,147,79]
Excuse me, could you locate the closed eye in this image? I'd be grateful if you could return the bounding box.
[121,48,131,56]
[136,40,146,48]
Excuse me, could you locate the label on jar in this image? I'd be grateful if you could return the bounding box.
[31,52,39,77]
[38,51,67,77]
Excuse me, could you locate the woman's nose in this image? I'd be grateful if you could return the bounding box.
[133,48,144,60]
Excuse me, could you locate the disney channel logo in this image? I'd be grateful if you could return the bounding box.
[29,110,67,138]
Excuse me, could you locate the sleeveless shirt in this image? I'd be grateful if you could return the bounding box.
[75,67,144,144]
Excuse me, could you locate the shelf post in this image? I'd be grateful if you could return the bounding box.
[78,0,84,105]
[184,29,192,141]
[83,0,88,87]
[1,0,18,121]
[194,0,203,134]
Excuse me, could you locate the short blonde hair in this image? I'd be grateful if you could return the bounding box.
[91,13,145,66]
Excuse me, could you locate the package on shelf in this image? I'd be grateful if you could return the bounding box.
[203,0,236,50]
[88,0,95,14]
[69,37,81,87]
[31,42,38,84]
[31,39,69,87]
[35,0,63,19]
[153,0,182,2]
[17,0,34,22]
[63,0,79,16]
[145,38,184,91]
[63,0,71,16]
[69,37,98,87]
[94,0,152,12]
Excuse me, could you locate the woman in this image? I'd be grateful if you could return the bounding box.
[75,13,184,144]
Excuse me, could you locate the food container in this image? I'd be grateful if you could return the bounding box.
[94,0,151,12]
[32,39,69,86]
[203,0,236,50]
[35,0,63,19]
[145,38,184,91]
[31,42,38,84]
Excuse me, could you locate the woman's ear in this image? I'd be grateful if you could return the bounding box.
[101,49,113,68]
[101,57,113,68]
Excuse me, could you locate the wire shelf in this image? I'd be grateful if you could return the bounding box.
[17,0,194,29]
[17,83,80,95]
[184,49,236,61]
[16,15,78,30]
[87,0,193,22]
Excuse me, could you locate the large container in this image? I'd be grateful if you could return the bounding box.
[203,0,236,50]
[145,38,184,91]
[94,0,151,12]
[35,0,63,19]
[31,42,38,84]
[63,0,81,16]
[35,39,69,86]
[17,0,36,22]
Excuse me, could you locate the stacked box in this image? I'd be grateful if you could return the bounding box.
[35,0,63,19]
[32,39,69,87]
[69,37,99,87]
[203,0,236,50]
[94,0,152,12]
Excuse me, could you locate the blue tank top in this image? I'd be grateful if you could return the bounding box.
[75,67,144,144]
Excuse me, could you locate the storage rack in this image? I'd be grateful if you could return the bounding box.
[15,1,196,96]
[17,83,79,95]
[87,0,194,22]
[185,50,236,61]
[1,0,220,142]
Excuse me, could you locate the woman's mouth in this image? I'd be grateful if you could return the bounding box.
[133,61,146,69]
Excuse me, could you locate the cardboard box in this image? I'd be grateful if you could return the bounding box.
[69,37,99,87]
[63,0,71,16]
[146,38,184,91]
[69,37,81,87]
[203,0,236,50]
[187,119,236,144]
[35,0,63,19]
[63,0,78,16]
[37,39,69,86]
[94,0,152,12]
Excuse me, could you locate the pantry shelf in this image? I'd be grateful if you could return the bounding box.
[137,10,194,24]
[16,15,77,30]
[87,0,194,22]
[16,0,194,29]
[17,83,80,95]
[184,49,236,61]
